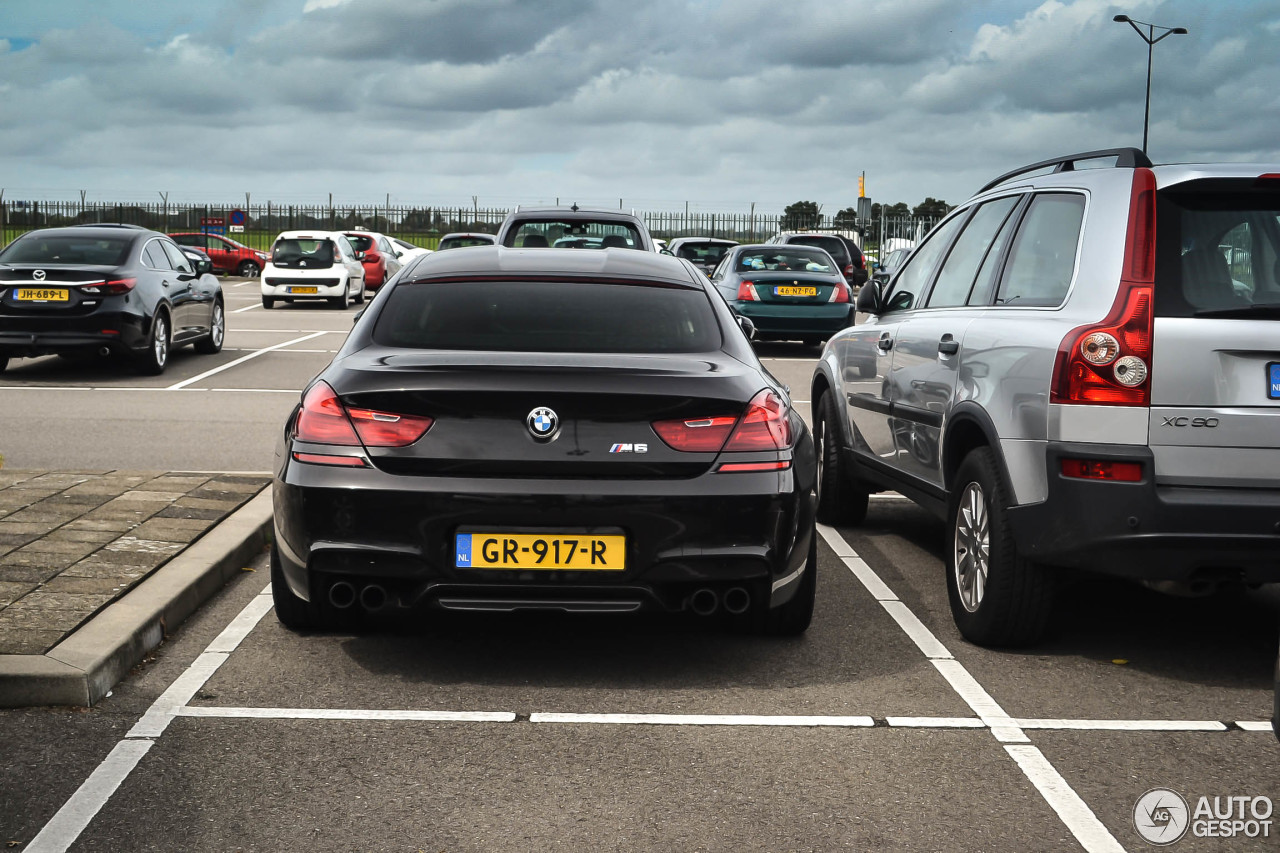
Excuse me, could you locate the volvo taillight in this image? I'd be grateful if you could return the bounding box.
[736,280,759,301]
[1051,167,1155,406]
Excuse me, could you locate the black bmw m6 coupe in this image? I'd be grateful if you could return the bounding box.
[271,246,818,635]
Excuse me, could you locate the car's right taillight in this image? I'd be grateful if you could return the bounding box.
[651,390,793,458]
[294,381,433,447]
[828,281,851,303]
[736,280,759,301]
[1051,167,1155,406]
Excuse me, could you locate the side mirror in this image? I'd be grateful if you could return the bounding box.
[355,251,366,261]
[856,282,881,314]
[197,259,213,276]
[737,315,757,341]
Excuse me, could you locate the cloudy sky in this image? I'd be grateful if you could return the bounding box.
[2,0,1277,214]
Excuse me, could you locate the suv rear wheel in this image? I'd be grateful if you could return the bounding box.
[946,447,1054,647]
[814,390,868,525]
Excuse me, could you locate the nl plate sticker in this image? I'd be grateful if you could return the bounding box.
[1270,363,1280,400]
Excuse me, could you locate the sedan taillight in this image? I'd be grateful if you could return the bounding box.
[651,390,792,454]
[736,280,759,301]
[294,382,433,448]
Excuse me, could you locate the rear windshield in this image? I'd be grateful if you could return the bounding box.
[345,235,375,252]
[438,236,493,250]
[0,234,132,266]
[788,235,849,263]
[373,281,721,353]
[1156,184,1280,318]
[736,248,836,273]
[505,219,643,250]
[272,238,337,268]
[676,242,734,266]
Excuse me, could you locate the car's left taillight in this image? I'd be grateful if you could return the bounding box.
[651,389,793,471]
[81,278,136,296]
[293,381,433,466]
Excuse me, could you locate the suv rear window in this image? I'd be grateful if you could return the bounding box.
[345,235,375,252]
[272,238,337,269]
[1155,183,1280,318]
[373,281,721,353]
[505,220,642,250]
[0,235,132,266]
[439,236,493,250]
[676,242,734,267]
[788,235,849,264]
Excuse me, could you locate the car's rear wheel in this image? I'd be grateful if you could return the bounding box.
[814,390,868,525]
[353,277,366,304]
[262,296,276,310]
[270,545,322,632]
[753,532,817,636]
[135,311,170,375]
[194,300,225,354]
[237,260,260,278]
[946,447,1055,647]
[329,281,349,309]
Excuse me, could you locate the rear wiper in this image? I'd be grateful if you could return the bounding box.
[1191,303,1280,319]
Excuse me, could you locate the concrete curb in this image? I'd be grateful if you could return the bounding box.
[0,489,273,708]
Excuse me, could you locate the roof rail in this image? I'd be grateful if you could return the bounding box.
[978,147,1153,194]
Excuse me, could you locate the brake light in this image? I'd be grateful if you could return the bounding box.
[1061,459,1142,482]
[294,383,434,447]
[651,415,737,452]
[716,460,791,473]
[843,264,855,279]
[292,452,368,468]
[1051,167,1155,406]
[723,389,793,451]
[103,278,136,295]
[828,281,851,303]
[736,280,759,302]
[346,407,433,447]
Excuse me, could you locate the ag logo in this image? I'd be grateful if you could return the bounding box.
[1134,788,1190,845]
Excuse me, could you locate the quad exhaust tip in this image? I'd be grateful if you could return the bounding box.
[328,581,356,609]
[359,584,388,612]
[723,586,751,615]
[690,588,718,616]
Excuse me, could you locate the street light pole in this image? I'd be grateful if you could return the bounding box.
[1113,15,1188,155]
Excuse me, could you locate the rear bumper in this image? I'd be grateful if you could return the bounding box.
[272,455,815,615]
[1008,441,1280,582]
[0,310,147,355]
[734,303,855,336]
[261,276,347,298]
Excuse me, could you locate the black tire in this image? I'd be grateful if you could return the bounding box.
[236,260,260,278]
[353,277,366,305]
[262,296,276,310]
[194,300,225,354]
[270,544,322,631]
[754,531,817,636]
[946,447,1055,647]
[328,281,349,309]
[814,390,868,525]
[135,310,170,375]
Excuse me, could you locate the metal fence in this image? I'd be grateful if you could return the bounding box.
[0,200,939,258]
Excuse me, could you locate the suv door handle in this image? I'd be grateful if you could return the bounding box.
[938,335,959,356]
[877,334,894,352]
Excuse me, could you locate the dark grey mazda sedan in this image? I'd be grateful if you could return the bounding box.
[271,247,818,635]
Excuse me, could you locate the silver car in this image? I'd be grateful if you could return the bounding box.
[812,147,1280,646]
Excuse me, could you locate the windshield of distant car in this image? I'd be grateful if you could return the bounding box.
[736,248,835,273]
[271,238,337,268]
[0,234,132,266]
[345,235,376,252]
[374,280,721,353]
[438,236,494,250]
[676,242,734,267]
[506,220,643,250]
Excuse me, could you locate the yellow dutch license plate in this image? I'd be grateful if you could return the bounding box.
[288,286,318,294]
[456,532,626,570]
[775,286,817,297]
[16,288,69,301]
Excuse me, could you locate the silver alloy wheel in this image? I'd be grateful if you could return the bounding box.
[814,414,825,501]
[211,304,225,348]
[153,315,169,367]
[953,481,989,612]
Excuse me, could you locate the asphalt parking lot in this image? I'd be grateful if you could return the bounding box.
[2,277,1277,851]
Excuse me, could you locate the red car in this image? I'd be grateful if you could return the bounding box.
[341,230,403,291]
[169,232,269,278]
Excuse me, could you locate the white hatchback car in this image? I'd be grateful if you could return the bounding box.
[261,230,366,310]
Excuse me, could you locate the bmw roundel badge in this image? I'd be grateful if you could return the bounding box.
[527,406,559,439]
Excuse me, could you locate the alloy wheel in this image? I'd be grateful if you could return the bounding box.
[953,482,989,612]
[153,315,169,367]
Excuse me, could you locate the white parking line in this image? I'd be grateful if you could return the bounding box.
[1235,721,1274,732]
[178,707,516,723]
[886,716,987,728]
[231,303,259,313]
[166,331,327,390]
[1015,719,1228,732]
[817,523,1122,852]
[529,712,875,727]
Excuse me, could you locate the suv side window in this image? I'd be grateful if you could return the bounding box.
[882,214,966,312]
[926,196,1020,308]
[994,193,1085,307]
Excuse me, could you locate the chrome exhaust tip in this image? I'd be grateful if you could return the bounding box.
[359,584,388,612]
[690,588,718,616]
[723,586,751,615]
[328,581,356,609]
